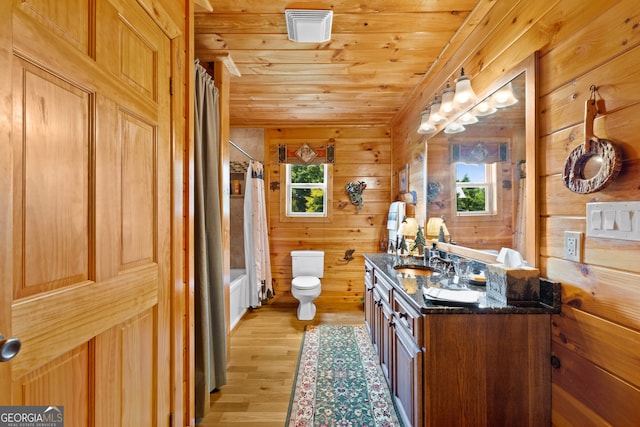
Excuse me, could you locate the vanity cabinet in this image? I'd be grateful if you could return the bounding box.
[365,259,423,426]
[363,256,554,427]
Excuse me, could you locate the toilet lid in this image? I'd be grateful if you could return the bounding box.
[292,276,321,289]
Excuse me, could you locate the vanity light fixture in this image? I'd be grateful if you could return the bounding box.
[491,82,518,108]
[417,108,437,134]
[444,120,465,134]
[427,96,447,125]
[417,66,516,135]
[438,82,457,117]
[452,68,478,110]
[458,111,479,125]
[472,100,497,117]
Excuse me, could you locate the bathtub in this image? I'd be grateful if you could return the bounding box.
[229,269,248,331]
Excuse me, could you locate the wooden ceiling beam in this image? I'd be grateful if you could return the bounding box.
[204,0,477,14]
[194,12,470,34]
[196,33,458,51]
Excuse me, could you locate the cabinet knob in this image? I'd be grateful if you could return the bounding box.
[398,312,408,319]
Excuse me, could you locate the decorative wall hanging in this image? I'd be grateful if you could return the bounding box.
[345,180,367,211]
[562,86,622,194]
[398,164,409,194]
[452,141,508,164]
[278,143,335,164]
[296,142,317,163]
[427,181,442,205]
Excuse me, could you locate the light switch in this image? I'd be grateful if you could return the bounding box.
[587,202,640,241]
[618,210,632,231]
[603,210,615,230]
[590,209,602,230]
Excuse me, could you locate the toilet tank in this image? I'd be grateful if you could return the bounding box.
[291,250,324,278]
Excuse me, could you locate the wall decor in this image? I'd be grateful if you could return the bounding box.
[562,86,622,194]
[427,181,442,205]
[452,141,508,164]
[345,180,367,211]
[398,164,409,194]
[278,143,335,164]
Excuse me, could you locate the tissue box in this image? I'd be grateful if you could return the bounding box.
[486,264,540,304]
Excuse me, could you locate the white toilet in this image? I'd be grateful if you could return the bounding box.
[290,250,324,320]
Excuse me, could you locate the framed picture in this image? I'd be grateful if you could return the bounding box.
[398,164,409,194]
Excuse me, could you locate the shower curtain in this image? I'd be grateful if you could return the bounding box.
[193,59,226,419]
[243,160,274,307]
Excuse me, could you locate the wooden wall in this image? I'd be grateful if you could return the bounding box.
[264,127,391,306]
[391,0,640,424]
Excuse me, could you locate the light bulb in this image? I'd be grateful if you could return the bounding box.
[438,83,456,117]
[453,69,478,109]
[459,111,478,125]
[427,97,446,124]
[417,109,436,134]
[491,82,518,108]
[472,100,497,117]
[444,120,465,134]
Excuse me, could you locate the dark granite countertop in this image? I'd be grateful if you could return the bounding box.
[364,253,561,315]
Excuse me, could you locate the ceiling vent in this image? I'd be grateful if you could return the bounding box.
[285,9,333,43]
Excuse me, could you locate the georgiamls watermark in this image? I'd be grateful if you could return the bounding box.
[0,406,63,427]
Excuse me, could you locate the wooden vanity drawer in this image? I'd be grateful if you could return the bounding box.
[393,293,423,348]
[374,272,394,304]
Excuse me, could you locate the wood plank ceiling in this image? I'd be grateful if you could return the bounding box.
[194,0,482,128]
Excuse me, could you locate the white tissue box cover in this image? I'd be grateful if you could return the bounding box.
[486,264,540,303]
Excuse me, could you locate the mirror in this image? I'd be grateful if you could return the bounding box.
[424,53,538,266]
[582,155,604,180]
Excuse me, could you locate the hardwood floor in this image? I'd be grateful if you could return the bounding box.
[197,301,365,426]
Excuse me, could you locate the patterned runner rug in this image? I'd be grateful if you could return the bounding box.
[286,324,403,426]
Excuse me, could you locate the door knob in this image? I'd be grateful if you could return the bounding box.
[0,334,22,362]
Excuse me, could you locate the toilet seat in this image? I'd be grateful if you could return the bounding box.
[292,276,320,289]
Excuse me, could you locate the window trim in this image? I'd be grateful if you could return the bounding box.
[280,163,333,223]
[455,162,497,217]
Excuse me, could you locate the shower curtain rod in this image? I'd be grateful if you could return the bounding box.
[230,140,258,162]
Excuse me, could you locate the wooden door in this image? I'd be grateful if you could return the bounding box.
[1,0,172,425]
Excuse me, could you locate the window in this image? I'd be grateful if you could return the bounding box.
[286,164,328,217]
[455,163,497,215]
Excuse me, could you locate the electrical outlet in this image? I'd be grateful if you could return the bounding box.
[564,231,582,262]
